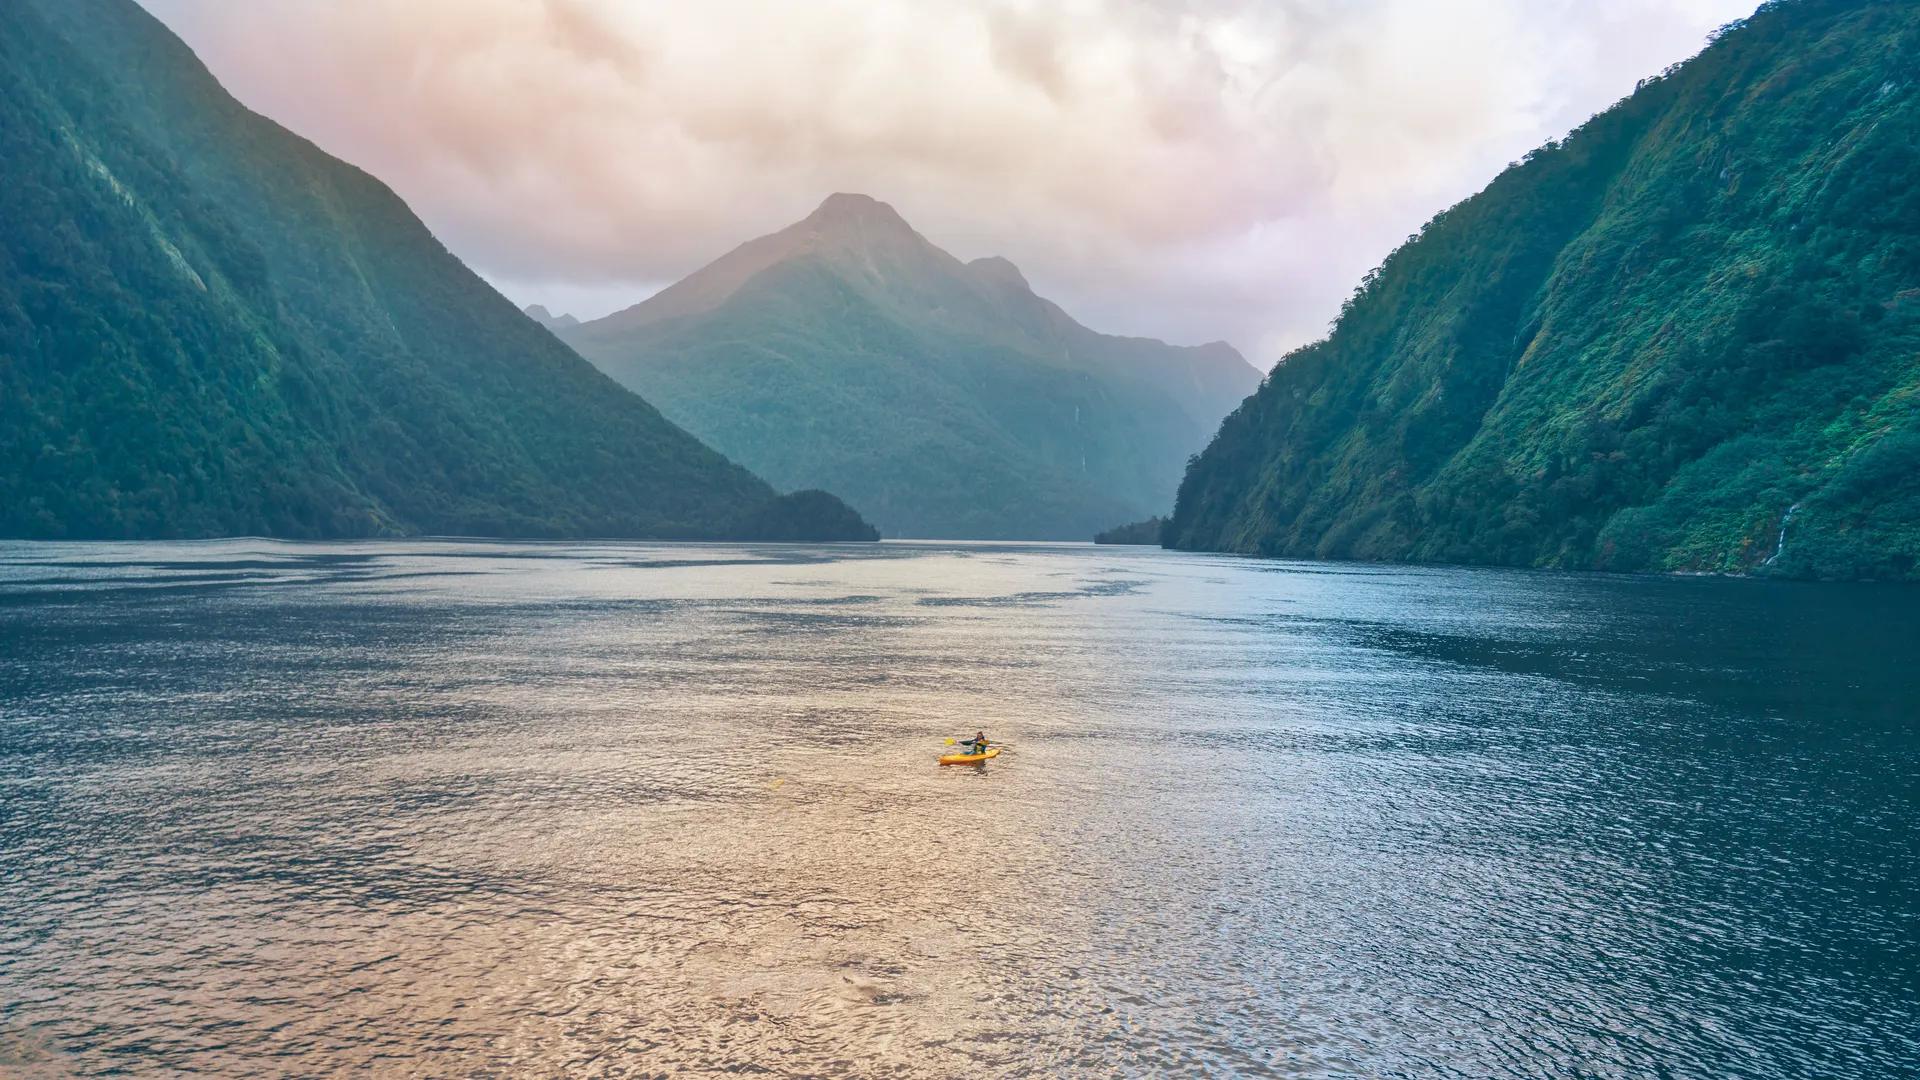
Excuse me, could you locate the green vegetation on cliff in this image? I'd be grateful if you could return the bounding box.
[735,490,881,543]
[0,0,875,541]
[1094,518,1166,546]
[1168,0,1920,580]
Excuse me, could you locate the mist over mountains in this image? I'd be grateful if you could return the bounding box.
[6,0,1915,580]
[560,194,1261,539]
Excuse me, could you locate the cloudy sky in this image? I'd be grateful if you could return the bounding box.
[141,0,1755,364]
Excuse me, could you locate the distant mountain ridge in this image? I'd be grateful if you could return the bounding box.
[1169,0,1920,580]
[523,304,580,330]
[562,194,1261,539]
[0,0,875,541]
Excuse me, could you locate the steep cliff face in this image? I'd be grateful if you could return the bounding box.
[1168,0,1920,580]
[563,194,1261,540]
[0,0,874,541]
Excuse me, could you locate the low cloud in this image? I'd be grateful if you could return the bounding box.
[142,0,1755,362]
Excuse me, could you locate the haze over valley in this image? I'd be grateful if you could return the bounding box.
[554,193,1260,539]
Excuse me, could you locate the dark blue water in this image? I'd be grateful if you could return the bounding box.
[1,540,1915,1077]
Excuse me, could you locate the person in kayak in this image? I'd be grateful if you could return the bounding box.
[960,731,989,755]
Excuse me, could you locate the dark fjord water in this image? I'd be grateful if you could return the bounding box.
[0,540,1914,1078]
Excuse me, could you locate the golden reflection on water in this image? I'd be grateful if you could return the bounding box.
[1,540,1915,1077]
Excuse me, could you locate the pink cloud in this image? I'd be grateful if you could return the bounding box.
[141,0,1758,362]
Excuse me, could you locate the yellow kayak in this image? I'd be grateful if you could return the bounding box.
[938,747,1001,765]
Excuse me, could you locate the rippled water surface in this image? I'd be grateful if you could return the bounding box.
[1,540,1915,1077]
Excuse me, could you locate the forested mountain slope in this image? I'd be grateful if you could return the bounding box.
[1168,0,1919,580]
[562,194,1261,540]
[0,0,873,540]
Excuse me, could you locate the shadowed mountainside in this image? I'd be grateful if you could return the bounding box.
[0,0,874,541]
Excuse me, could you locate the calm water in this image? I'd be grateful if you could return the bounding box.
[0,540,1915,1078]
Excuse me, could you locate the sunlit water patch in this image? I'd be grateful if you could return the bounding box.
[1,540,1915,1077]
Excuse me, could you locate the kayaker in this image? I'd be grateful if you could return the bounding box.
[961,730,989,755]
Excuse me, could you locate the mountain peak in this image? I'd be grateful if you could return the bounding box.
[576,193,937,336]
[804,192,911,232]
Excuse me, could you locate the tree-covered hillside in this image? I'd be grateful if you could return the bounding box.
[1168,0,1920,580]
[1094,518,1166,546]
[562,195,1261,540]
[0,0,874,541]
